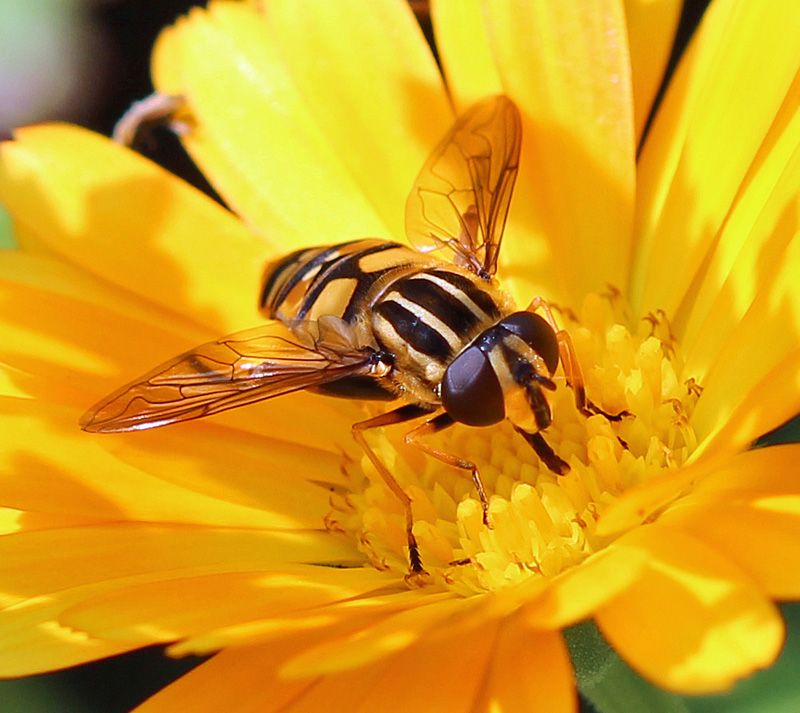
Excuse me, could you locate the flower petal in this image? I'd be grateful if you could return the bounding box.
[623,0,681,145]
[631,0,800,319]
[152,2,430,248]
[280,595,467,677]
[131,642,313,713]
[521,541,648,628]
[682,138,800,452]
[660,444,800,598]
[0,525,360,603]
[0,264,205,405]
[167,589,451,658]
[59,567,397,646]
[482,0,636,303]
[595,524,785,694]
[481,622,575,713]
[686,443,800,497]
[665,499,800,601]
[679,93,800,380]
[0,124,266,333]
[595,457,717,536]
[262,0,452,241]
[0,590,139,676]
[135,619,504,713]
[0,523,359,675]
[690,272,800,457]
[0,397,350,529]
[431,0,503,109]
[0,250,204,343]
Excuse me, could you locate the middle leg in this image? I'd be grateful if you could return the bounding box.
[352,403,434,574]
[404,413,492,525]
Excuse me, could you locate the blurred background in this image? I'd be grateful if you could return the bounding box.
[0,0,198,139]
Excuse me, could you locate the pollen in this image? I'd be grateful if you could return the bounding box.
[327,293,700,594]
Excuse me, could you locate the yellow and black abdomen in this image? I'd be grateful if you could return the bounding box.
[260,238,431,325]
[259,239,434,402]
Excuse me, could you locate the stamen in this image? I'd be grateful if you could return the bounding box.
[328,292,699,593]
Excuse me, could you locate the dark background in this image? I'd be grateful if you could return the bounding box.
[0,1,715,711]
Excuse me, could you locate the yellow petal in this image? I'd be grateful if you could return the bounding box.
[0,397,349,529]
[0,523,359,675]
[262,0,452,241]
[521,541,648,628]
[631,0,800,319]
[0,267,206,403]
[132,643,313,713]
[331,619,501,713]
[0,251,204,343]
[0,523,358,604]
[679,130,800,454]
[689,226,800,455]
[482,0,636,304]
[0,124,266,333]
[136,619,504,713]
[664,499,800,600]
[0,590,139,676]
[679,93,800,379]
[595,457,718,536]
[595,524,785,694]
[623,0,681,144]
[59,567,396,645]
[480,622,575,713]
[168,588,443,657]
[0,507,101,536]
[431,0,503,109]
[685,443,800,497]
[0,365,34,400]
[659,444,800,598]
[698,356,800,463]
[152,2,401,248]
[281,595,465,677]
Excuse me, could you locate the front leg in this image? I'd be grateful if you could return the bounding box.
[526,296,630,424]
[513,426,569,475]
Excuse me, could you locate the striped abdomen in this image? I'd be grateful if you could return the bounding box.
[260,239,432,324]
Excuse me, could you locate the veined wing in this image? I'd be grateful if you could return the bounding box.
[80,319,380,433]
[405,95,521,278]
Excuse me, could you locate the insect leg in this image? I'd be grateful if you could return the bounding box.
[352,404,434,574]
[513,426,569,474]
[525,296,591,414]
[527,296,630,431]
[404,413,492,526]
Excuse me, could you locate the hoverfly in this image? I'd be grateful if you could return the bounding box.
[81,96,619,573]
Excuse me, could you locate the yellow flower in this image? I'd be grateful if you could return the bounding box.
[0,0,799,711]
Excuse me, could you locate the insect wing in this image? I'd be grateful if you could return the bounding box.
[405,95,521,277]
[80,321,377,433]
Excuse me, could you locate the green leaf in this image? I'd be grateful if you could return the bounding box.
[567,621,691,713]
[0,202,15,249]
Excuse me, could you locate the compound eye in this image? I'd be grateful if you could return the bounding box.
[499,312,559,374]
[442,346,505,426]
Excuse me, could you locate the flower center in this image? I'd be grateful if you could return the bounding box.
[326,292,700,594]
